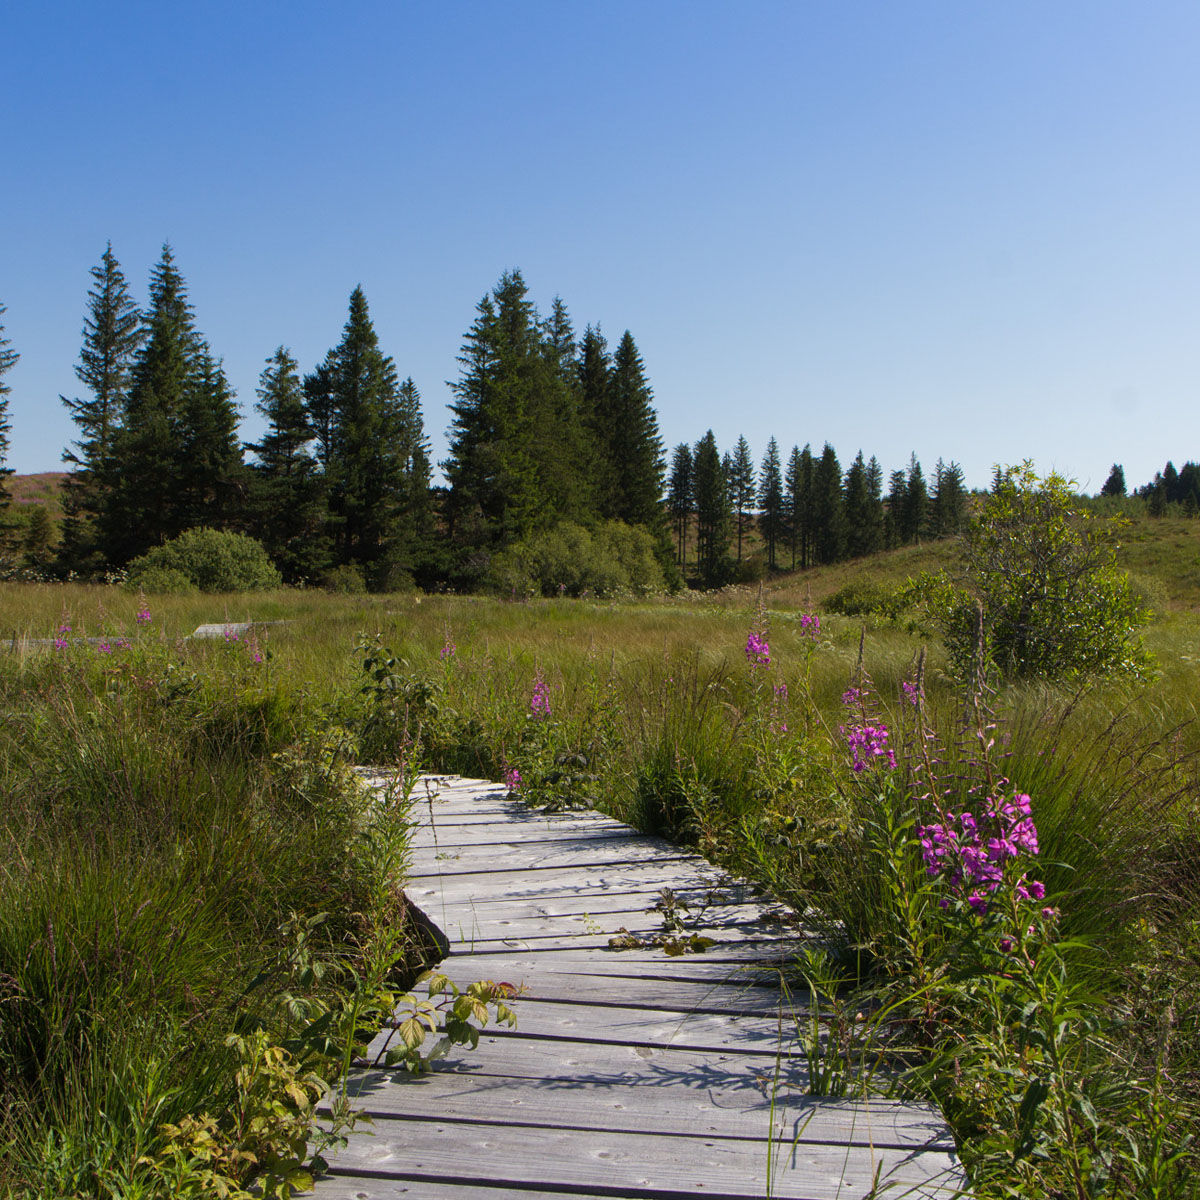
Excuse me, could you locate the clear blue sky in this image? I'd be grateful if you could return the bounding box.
[3,1,1198,493]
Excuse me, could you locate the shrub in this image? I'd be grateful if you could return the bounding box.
[823,579,905,618]
[320,563,367,594]
[914,463,1152,681]
[126,529,282,594]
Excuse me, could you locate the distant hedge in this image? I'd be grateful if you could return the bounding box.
[126,528,282,593]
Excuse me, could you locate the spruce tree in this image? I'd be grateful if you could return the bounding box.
[785,444,815,569]
[812,443,845,565]
[1100,463,1126,498]
[728,436,756,562]
[885,469,908,548]
[0,302,17,513]
[59,243,143,573]
[693,431,731,583]
[307,286,423,582]
[667,443,694,566]
[758,438,784,570]
[930,459,967,537]
[604,331,664,528]
[246,347,328,581]
[901,453,929,544]
[844,450,882,558]
[99,245,245,564]
[576,324,615,516]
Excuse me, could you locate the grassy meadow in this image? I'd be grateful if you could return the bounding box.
[1,513,1198,1197]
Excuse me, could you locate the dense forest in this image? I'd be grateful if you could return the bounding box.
[0,247,1193,592]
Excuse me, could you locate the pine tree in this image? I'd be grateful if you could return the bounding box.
[901,453,929,544]
[843,450,883,558]
[693,431,730,583]
[785,444,814,569]
[99,245,245,564]
[59,243,143,573]
[758,437,784,570]
[603,331,665,528]
[812,443,845,565]
[667,443,694,566]
[930,459,967,537]
[576,324,615,516]
[1100,463,1126,498]
[0,302,16,513]
[307,286,424,582]
[446,270,585,548]
[885,468,907,548]
[728,436,756,561]
[246,347,328,581]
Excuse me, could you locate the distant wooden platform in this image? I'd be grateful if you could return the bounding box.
[307,775,964,1199]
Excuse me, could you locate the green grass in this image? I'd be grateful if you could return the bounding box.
[2,515,1200,1196]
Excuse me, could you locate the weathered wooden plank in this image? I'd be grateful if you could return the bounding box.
[327,1069,953,1151]
[408,888,792,922]
[441,946,805,981]
[409,839,698,874]
[386,997,803,1054]
[406,861,734,895]
[316,1116,962,1199]
[308,1182,648,1200]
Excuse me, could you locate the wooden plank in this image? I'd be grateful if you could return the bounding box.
[316,1116,962,1199]
[327,1069,954,1151]
[406,861,734,895]
[385,997,803,1054]
[409,839,697,874]
[440,946,805,981]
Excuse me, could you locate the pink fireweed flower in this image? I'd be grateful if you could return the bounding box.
[918,791,1044,917]
[97,640,112,654]
[53,636,68,651]
[440,638,456,661]
[842,721,897,772]
[135,607,151,625]
[530,670,551,719]
[901,680,920,706]
[503,766,523,794]
[799,613,820,638]
[841,685,863,706]
[223,627,240,644]
[745,632,770,667]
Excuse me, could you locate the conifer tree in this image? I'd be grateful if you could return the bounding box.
[693,431,730,583]
[446,271,588,548]
[0,302,17,513]
[667,443,694,565]
[885,468,908,548]
[99,245,246,564]
[246,347,328,581]
[843,450,883,558]
[930,459,967,537]
[728,436,756,561]
[784,444,814,569]
[576,324,614,516]
[812,443,845,565]
[306,286,424,582]
[59,244,143,573]
[758,437,785,570]
[901,453,929,544]
[603,331,665,528]
[1100,463,1126,498]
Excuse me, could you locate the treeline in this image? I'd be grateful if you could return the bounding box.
[1099,461,1200,516]
[0,249,672,592]
[666,436,968,584]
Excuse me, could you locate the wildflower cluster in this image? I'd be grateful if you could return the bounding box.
[440,635,456,661]
[745,632,770,668]
[918,792,1044,915]
[135,605,152,626]
[529,670,551,719]
[503,766,522,794]
[798,613,820,638]
[839,687,896,771]
[54,618,71,652]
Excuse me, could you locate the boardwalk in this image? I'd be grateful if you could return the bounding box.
[308,775,964,1200]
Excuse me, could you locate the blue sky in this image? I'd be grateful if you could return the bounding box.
[3,1,1198,493]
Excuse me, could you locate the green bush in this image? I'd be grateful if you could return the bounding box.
[320,563,367,594]
[485,521,666,598]
[126,529,282,594]
[823,579,904,618]
[914,463,1152,681]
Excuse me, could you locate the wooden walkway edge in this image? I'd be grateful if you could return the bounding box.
[307,775,965,1200]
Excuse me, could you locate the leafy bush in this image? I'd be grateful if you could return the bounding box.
[485,521,666,598]
[823,579,905,618]
[127,528,282,594]
[320,563,367,594]
[913,463,1152,680]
